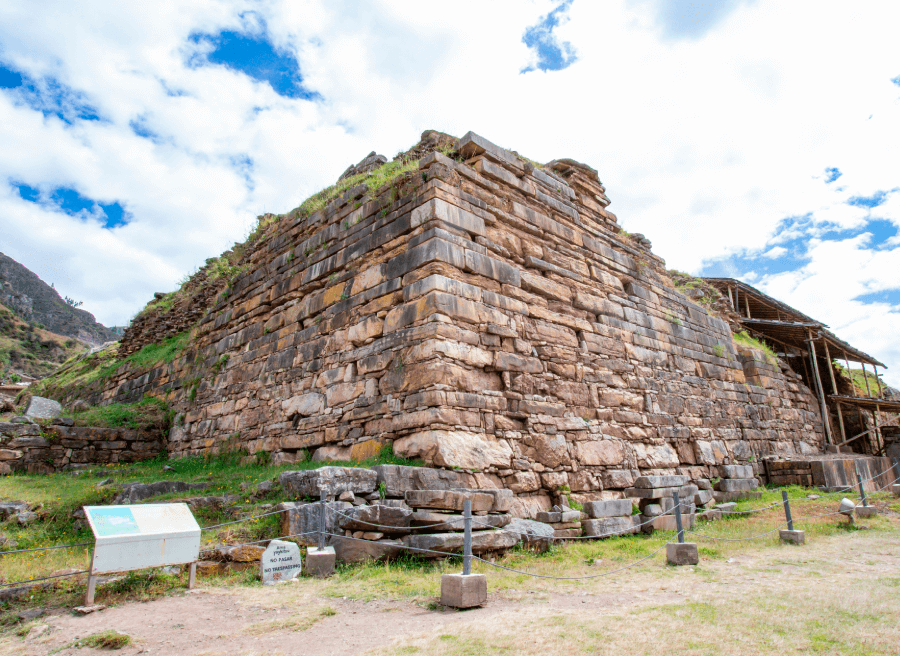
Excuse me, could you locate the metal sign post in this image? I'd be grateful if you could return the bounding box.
[83,503,201,605]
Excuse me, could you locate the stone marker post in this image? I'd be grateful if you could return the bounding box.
[306,490,336,578]
[441,499,487,608]
[779,490,805,544]
[855,471,877,518]
[666,491,699,566]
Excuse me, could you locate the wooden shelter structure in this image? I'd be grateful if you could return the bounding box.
[703,278,899,455]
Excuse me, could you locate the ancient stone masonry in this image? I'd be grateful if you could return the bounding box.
[56,130,827,514]
[0,421,165,474]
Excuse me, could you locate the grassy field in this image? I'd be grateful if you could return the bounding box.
[1,471,899,654]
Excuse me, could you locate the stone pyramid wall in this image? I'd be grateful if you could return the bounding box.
[86,131,825,513]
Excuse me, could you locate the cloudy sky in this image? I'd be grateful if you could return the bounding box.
[1,1,898,383]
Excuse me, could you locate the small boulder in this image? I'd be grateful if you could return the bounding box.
[25,397,61,420]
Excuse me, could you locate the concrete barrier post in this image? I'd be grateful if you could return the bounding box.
[441,498,487,608]
[779,490,805,545]
[666,491,698,565]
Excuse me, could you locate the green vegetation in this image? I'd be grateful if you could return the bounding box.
[834,363,886,396]
[733,330,778,365]
[61,396,174,431]
[65,630,131,650]
[668,270,726,314]
[0,302,89,381]
[30,330,192,401]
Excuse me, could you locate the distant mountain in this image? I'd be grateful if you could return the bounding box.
[0,252,119,347]
[0,301,89,381]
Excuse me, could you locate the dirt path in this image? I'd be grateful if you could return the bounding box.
[6,528,900,656]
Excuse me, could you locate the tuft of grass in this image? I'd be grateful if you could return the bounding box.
[733,330,778,365]
[243,605,336,635]
[61,396,173,431]
[64,630,131,650]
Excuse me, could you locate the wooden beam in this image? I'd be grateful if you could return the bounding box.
[861,362,873,397]
[807,331,834,446]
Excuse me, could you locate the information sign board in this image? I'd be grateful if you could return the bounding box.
[84,503,201,575]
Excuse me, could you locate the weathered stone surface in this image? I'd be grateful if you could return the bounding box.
[0,501,28,520]
[441,573,487,608]
[633,475,689,489]
[583,516,638,538]
[25,396,61,420]
[330,536,404,564]
[409,511,511,531]
[714,478,758,492]
[113,481,208,504]
[393,431,512,470]
[277,500,352,546]
[666,542,699,566]
[505,518,554,552]
[281,393,325,417]
[721,464,754,479]
[338,504,412,533]
[583,499,632,518]
[280,467,378,498]
[260,539,302,584]
[306,545,336,577]
[404,490,494,512]
[624,485,699,499]
[402,529,519,556]
[453,487,513,512]
[371,464,475,497]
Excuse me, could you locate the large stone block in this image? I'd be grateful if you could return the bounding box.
[330,537,403,564]
[393,430,512,470]
[277,500,352,546]
[633,475,689,489]
[338,504,413,534]
[411,198,486,236]
[721,464,754,479]
[371,464,475,497]
[279,467,378,498]
[583,516,638,538]
[404,490,494,512]
[714,478,758,492]
[402,529,519,556]
[583,499,632,518]
[453,487,513,512]
[25,396,61,420]
[625,484,699,499]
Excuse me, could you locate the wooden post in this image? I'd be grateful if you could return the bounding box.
[728,286,736,310]
[85,547,97,605]
[873,365,884,398]
[188,562,197,590]
[874,404,883,455]
[823,341,845,451]
[745,295,751,318]
[860,362,873,397]
[807,332,834,446]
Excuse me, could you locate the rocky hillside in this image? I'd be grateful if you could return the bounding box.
[0,252,119,347]
[0,301,89,381]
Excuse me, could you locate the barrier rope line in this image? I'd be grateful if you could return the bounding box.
[198,530,320,555]
[0,542,91,556]
[201,508,286,531]
[0,569,90,589]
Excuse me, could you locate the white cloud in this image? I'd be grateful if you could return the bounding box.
[0,0,898,381]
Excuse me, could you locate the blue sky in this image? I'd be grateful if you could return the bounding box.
[0,0,898,384]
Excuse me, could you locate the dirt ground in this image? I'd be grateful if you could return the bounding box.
[5,521,900,656]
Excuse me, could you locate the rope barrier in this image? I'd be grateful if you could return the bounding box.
[200,508,286,531]
[0,569,89,589]
[0,542,91,556]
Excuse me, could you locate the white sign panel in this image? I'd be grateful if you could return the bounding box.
[84,503,201,575]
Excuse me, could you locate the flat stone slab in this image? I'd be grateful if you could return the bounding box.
[855,506,878,518]
[0,502,28,520]
[583,516,638,538]
[633,475,689,489]
[625,485,699,499]
[404,490,494,512]
[280,467,378,498]
[410,511,510,532]
[641,514,695,533]
[721,464,754,479]
[331,536,405,564]
[338,504,412,534]
[892,484,900,497]
[25,396,61,420]
[371,464,475,497]
[666,542,699,566]
[583,499,632,518]
[261,539,302,584]
[402,529,518,556]
[452,487,512,512]
[441,573,486,608]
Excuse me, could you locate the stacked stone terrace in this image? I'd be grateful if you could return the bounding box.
[86,130,825,516]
